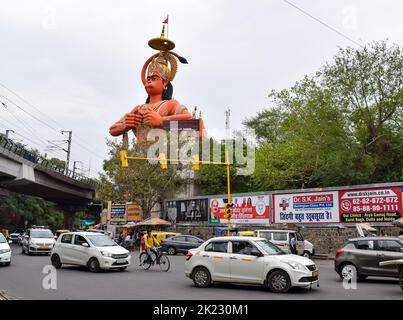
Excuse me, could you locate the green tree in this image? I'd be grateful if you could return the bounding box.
[98,140,186,218]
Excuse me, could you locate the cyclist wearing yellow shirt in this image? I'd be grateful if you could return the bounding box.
[144,230,160,263]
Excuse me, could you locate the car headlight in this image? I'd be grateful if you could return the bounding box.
[281,260,306,271]
[100,251,112,257]
[0,249,11,254]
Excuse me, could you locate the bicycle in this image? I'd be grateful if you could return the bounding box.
[139,246,170,272]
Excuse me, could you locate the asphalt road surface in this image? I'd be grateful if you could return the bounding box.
[1,244,402,300]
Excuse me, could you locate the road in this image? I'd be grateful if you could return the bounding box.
[1,244,402,300]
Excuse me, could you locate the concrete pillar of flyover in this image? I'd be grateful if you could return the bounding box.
[63,211,75,230]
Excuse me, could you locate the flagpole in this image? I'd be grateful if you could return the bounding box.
[166,14,169,39]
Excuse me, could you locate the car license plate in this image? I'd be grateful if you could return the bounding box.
[39,246,49,250]
[117,259,127,264]
[312,271,319,277]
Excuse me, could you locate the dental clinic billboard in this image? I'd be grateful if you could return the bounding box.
[339,186,403,223]
[273,191,340,224]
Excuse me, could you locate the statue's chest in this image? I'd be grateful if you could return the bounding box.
[139,101,167,114]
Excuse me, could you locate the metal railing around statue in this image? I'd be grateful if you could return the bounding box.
[0,134,97,188]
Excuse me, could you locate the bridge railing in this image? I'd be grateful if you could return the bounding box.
[0,135,97,188]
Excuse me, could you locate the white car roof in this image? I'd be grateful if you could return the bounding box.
[210,236,266,241]
[64,232,105,236]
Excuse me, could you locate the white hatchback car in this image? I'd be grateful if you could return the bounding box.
[51,232,130,272]
[185,236,319,293]
[0,232,12,266]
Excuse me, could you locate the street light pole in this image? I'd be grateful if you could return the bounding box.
[62,131,72,170]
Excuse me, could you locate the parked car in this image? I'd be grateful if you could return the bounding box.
[51,232,130,272]
[0,232,12,266]
[255,229,315,258]
[9,229,25,243]
[335,237,403,281]
[185,236,319,293]
[161,235,204,255]
[21,228,55,255]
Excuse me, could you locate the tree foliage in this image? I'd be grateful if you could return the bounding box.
[243,41,403,191]
[98,140,186,218]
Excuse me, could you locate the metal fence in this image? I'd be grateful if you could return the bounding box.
[0,134,97,188]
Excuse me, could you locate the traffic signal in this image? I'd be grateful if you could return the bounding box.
[192,154,200,171]
[159,153,168,169]
[120,150,128,168]
[223,202,234,219]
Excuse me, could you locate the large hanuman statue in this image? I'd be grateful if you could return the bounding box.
[109,24,199,144]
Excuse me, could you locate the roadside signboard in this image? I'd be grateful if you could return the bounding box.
[209,195,270,224]
[110,203,126,224]
[166,199,209,224]
[339,187,403,223]
[126,203,142,222]
[273,191,340,224]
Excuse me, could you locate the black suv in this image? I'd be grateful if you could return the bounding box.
[335,237,403,281]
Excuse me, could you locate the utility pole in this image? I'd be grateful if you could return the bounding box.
[225,108,231,139]
[5,129,14,139]
[62,131,72,170]
[73,160,83,177]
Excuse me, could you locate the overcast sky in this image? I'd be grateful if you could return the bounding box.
[0,0,401,178]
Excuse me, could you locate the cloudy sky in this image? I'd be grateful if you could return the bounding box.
[0,0,401,178]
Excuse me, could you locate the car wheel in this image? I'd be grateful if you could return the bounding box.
[167,247,176,255]
[51,254,62,269]
[88,258,100,273]
[268,270,291,293]
[302,251,311,259]
[339,263,357,281]
[192,267,211,288]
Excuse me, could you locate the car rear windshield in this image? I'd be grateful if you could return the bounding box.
[255,239,286,255]
[87,234,117,247]
[31,230,54,238]
[0,234,6,243]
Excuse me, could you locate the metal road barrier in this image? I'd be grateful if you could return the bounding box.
[0,135,97,188]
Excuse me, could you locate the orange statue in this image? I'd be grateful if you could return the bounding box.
[109,23,202,144]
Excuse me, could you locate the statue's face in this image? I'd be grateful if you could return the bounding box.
[145,72,165,96]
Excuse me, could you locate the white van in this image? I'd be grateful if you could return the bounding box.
[255,230,315,258]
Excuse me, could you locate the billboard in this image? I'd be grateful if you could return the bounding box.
[339,187,403,223]
[209,195,270,224]
[166,199,209,223]
[110,203,126,224]
[273,191,340,224]
[126,204,142,222]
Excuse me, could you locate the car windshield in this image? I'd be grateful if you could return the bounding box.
[255,239,286,255]
[0,234,6,243]
[31,230,54,238]
[87,234,117,247]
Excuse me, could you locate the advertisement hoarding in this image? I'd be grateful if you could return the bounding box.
[209,195,270,224]
[339,187,403,223]
[166,199,209,223]
[273,191,340,224]
[126,204,142,222]
[110,203,126,224]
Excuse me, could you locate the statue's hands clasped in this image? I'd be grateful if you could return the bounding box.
[122,109,142,131]
[142,108,163,127]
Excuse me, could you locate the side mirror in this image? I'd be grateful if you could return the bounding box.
[251,250,263,257]
[81,243,89,248]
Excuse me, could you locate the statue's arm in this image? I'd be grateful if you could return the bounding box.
[163,99,193,121]
[109,106,142,136]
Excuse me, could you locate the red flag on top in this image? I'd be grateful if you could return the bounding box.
[163,16,168,24]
